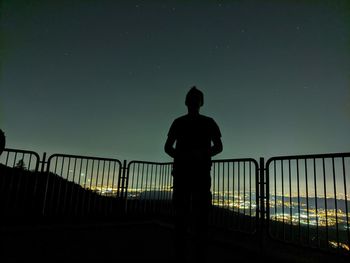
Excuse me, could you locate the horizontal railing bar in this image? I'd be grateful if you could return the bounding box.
[1,148,40,171]
[3,148,40,159]
[47,153,123,163]
[212,158,259,164]
[127,160,173,166]
[266,152,350,165]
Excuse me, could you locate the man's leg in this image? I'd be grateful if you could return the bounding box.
[192,176,212,262]
[173,184,191,261]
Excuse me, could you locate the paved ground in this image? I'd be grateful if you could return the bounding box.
[0,220,348,263]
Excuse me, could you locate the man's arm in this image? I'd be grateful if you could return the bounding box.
[210,136,223,157]
[164,135,176,159]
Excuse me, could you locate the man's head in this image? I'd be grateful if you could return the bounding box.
[185,86,204,112]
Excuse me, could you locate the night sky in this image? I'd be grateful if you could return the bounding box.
[1,0,350,162]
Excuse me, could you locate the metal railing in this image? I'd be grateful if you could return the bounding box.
[43,153,123,217]
[123,158,259,235]
[210,158,259,234]
[1,148,349,255]
[125,161,173,217]
[0,148,40,171]
[266,153,350,253]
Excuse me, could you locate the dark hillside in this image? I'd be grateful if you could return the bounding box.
[0,164,124,223]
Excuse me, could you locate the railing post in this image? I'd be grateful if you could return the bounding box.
[122,160,128,198]
[259,158,265,228]
[41,152,51,217]
[119,160,128,215]
[41,152,47,173]
[265,158,270,236]
[258,157,266,250]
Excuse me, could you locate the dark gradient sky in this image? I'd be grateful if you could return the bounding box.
[1,0,350,162]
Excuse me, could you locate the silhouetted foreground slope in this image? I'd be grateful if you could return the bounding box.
[0,164,44,218]
[0,164,124,223]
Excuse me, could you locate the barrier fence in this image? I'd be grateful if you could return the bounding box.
[43,154,123,217]
[125,161,173,217]
[0,148,349,255]
[266,153,350,253]
[210,158,259,234]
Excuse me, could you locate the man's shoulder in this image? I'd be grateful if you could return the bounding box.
[170,115,187,129]
[199,115,221,132]
[174,114,188,121]
[173,114,216,126]
[173,114,193,123]
[175,114,213,121]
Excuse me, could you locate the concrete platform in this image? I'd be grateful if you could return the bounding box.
[0,220,348,263]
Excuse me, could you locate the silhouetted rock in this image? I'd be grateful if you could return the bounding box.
[0,129,5,156]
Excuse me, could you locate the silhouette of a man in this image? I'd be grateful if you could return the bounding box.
[164,86,223,262]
